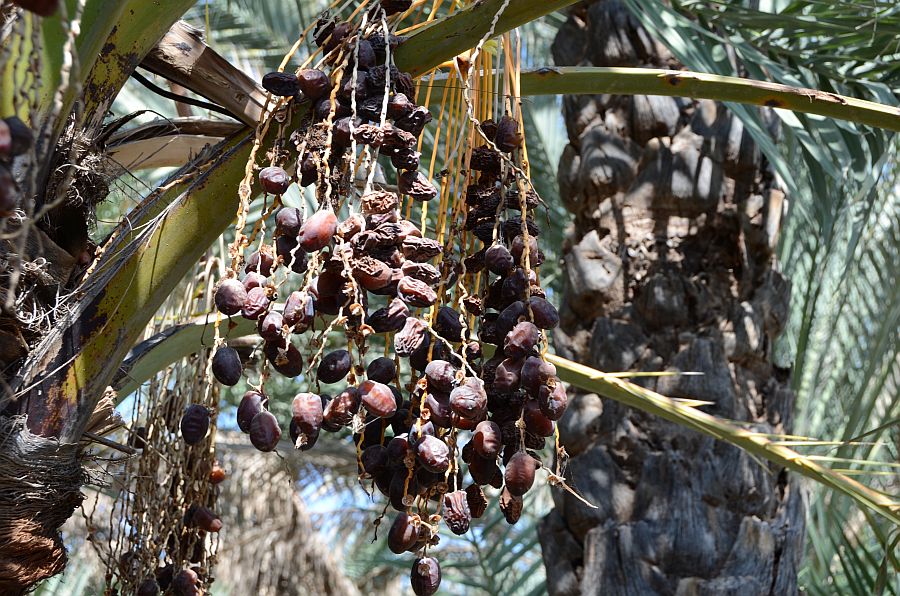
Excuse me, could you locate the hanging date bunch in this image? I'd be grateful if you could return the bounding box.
[188,2,572,594]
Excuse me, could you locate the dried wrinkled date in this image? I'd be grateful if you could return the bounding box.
[399,170,438,201]
[499,487,523,525]
[361,190,399,214]
[394,317,428,357]
[262,72,300,97]
[465,484,488,519]
[442,490,471,535]
[172,569,200,596]
[242,286,270,320]
[397,276,437,307]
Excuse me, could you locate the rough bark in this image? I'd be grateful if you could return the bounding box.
[539,2,806,594]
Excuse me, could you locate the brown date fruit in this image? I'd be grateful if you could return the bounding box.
[423,391,452,428]
[391,147,421,170]
[172,569,200,596]
[495,115,523,152]
[259,166,291,195]
[473,420,502,458]
[539,381,568,421]
[389,469,415,511]
[299,153,318,186]
[398,275,437,307]
[354,39,376,69]
[2,117,32,156]
[337,213,365,239]
[416,434,449,473]
[237,391,267,433]
[291,392,324,436]
[242,272,267,291]
[353,256,393,290]
[297,68,331,100]
[500,268,529,304]
[468,452,503,487]
[394,317,427,357]
[317,349,352,384]
[242,286,270,320]
[360,444,388,477]
[443,490,471,535]
[264,340,304,377]
[283,291,315,332]
[485,244,514,275]
[209,464,227,484]
[521,356,556,397]
[137,578,160,596]
[249,411,281,452]
[387,93,415,119]
[524,399,555,437]
[401,261,440,286]
[322,21,351,53]
[276,236,308,273]
[527,296,559,329]
[388,512,420,553]
[504,321,540,359]
[11,0,59,17]
[290,419,320,450]
[510,234,538,265]
[504,451,539,496]
[0,165,18,217]
[361,190,399,215]
[180,405,210,445]
[258,311,284,342]
[380,0,412,16]
[499,487,523,525]
[275,207,303,237]
[466,484,488,519]
[214,279,247,316]
[299,208,338,252]
[367,297,410,333]
[245,248,275,276]
[211,347,242,386]
[395,106,433,137]
[324,387,360,427]
[360,380,398,418]
[262,71,300,97]
[493,357,523,393]
[434,306,464,342]
[424,360,457,393]
[449,378,487,420]
[410,557,442,596]
[496,300,527,338]
[402,235,442,262]
[184,504,222,533]
[398,170,437,201]
[366,356,397,384]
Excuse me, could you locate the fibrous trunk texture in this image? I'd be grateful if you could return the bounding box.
[539,2,806,595]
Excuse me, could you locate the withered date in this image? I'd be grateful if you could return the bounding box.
[361,190,399,214]
[401,236,441,262]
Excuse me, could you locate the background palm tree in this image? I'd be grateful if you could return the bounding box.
[539,1,805,593]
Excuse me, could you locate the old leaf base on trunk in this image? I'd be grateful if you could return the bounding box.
[539,2,806,595]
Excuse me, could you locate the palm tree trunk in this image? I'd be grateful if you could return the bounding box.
[539,2,806,594]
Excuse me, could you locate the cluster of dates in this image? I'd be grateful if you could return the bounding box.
[180,5,569,595]
[0,116,33,218]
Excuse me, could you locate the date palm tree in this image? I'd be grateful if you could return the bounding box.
[0,0,896,593]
